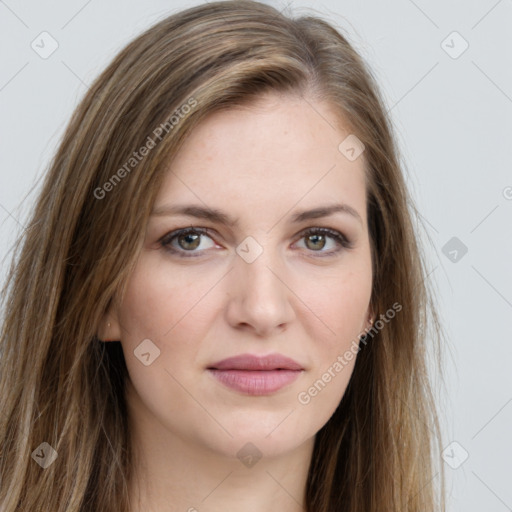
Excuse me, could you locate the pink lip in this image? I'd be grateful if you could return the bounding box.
[207,353,304,396]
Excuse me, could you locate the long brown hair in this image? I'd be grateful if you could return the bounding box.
[0,1,445,510]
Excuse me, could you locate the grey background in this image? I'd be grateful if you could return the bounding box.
[1,1,511,510]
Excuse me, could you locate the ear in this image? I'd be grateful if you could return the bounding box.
[97,303,123,342]
[362,305,375,335]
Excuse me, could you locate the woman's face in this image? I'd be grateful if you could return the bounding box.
[106,92,373,460]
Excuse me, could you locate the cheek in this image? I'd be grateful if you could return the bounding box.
[294,265,370,414]
[116,265,218,421]
[302,267,371,346]
[294,287,367,433]
[116,259,225,404]
[117,258,221,343]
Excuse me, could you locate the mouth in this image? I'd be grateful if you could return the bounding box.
[208,353,304,371]
[207,353,304,395]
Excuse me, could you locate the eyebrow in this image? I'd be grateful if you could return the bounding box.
[150,204,238,226]
[150,202,363,226]
[291,204,363,225]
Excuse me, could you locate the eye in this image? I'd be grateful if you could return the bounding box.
[160,227,217,256]
[159,226,353,258]
[294,227,353,256]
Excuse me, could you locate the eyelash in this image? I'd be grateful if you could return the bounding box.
[159,227,354,258]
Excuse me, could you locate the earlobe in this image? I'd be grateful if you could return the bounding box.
[102,322,115,342]
[97,312,122,342]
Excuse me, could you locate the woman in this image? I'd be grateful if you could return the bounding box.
[0,1,445,510]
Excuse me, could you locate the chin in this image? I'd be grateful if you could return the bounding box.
[195,412,315,461]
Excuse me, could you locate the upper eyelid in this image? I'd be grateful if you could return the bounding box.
[159,227,217,247]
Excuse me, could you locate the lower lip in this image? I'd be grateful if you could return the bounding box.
[208,369,303,395]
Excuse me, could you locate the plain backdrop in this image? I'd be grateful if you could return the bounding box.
[0,1,511,510]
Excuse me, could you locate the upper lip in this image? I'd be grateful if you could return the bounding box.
[208,353,304,371]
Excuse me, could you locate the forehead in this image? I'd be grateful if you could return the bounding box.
[156,94,367,226]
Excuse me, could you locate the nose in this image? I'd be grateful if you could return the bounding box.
[224,247,296,337]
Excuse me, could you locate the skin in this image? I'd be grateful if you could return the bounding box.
[99,92,374,512]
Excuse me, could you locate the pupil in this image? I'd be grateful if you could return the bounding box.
[179,232,200,250]
[306,234,325,250]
